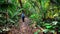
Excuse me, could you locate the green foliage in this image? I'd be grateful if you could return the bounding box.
[0,0,5,4]
[34,30,40,34]
[0,0,22,27]
[44,23,52,29]
[30,14,39,20]
[23,2,30,9]
[0,0,60,32]
[28,0,60,32]
[41,0,50,10]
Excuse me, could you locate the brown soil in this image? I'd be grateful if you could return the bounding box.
[8,17,33,34]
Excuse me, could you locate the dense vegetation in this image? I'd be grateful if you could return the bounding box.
[0,0,60,34]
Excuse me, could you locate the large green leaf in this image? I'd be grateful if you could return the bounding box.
[12,9,23,18]
[34,30,40,34]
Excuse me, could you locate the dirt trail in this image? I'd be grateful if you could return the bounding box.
[19,17,33,34]
[9,17,33,34]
